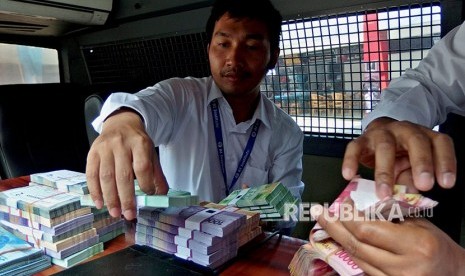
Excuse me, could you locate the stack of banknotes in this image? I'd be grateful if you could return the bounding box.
[0,184,103,269]
[218,182,298,220]
[30,169,125,243]
[288,177,439,276]
[0,225,52,275]
[1,169,128,268]
[135,205,248,268]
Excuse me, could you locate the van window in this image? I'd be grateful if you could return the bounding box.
[264,3,441,138]
[0,44,59,85]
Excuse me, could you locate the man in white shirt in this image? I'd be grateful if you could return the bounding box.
[86,0,304,222]
[311,21,465,275]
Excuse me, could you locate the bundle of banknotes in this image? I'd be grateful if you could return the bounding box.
[134,182,199,208]
[200,202,262,247]
[288,177,439,276]
[135,205,251,268]
[76,178,199,208]
[30,169,88,195]
[218,182,298,220]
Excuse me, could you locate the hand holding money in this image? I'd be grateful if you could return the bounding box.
[289,177,456,276]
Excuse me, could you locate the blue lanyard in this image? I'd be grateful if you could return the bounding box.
[210,99,261,195]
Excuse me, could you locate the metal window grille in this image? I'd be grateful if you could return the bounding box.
[263,2,441,138]
[82,32,210,86]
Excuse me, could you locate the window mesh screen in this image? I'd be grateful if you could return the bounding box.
[264,2,441,138]
[82,32,210,86]
[82,2,441,138]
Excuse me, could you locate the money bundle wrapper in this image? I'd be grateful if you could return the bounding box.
[218,182,298,221]
[200,202,262,247]
[135,205,246,268]
[134,183,199,208]
[289,177,439,276]
[0,182,102,267]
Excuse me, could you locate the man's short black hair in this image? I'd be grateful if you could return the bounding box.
[206,0,282,52]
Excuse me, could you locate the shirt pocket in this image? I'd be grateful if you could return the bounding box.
[240,163,269,187]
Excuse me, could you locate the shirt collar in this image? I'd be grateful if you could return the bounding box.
[207,77,224,104]
[207,77,271,129]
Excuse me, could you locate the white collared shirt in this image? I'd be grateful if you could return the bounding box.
[363,21,465,130]
[93,76,304,202]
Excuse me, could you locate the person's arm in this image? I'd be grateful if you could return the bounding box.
[362,22,465,130]
[87,80,186,220]
[86,108,168,220]
[310,203,465,276]
[342,22,465,196]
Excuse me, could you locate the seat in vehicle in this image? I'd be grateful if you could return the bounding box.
[0,83,90,179]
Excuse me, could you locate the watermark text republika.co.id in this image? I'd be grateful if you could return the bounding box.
[282,202,434,222]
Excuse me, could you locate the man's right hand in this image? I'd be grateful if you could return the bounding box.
[86,109,169,220]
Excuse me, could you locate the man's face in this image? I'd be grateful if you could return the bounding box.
[208,13,277,97]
